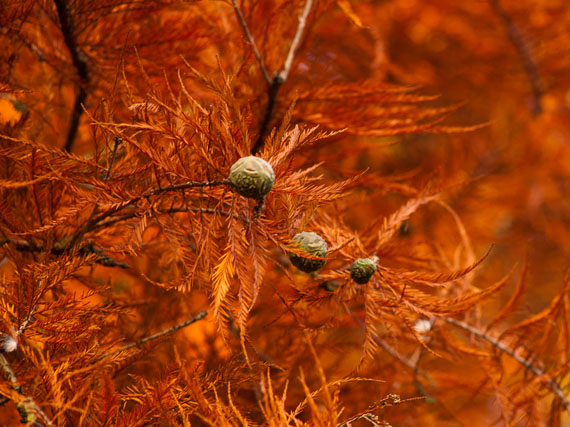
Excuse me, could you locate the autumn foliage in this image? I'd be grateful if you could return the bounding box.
[1,0,570,425]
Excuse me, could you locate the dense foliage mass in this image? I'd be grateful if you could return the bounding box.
[1,0,570,425]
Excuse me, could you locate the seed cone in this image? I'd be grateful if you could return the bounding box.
[288,231,328,273]
[229,156,275,199]
[350,256,378,284]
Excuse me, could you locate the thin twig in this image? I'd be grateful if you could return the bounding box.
[145,179,229,198]
[86,179,229,229]
[69,179,229,250]
[346,305,439,404]
[94,310,208,363]
[0,238,130,269]
[2,179,230,266]
[81,243,131,269]
[345,305,431,380]
[251,0,313,154]
[276,0,313,84]
[445,317,570,413]
[339,394,409,427]
[489,0,542,115]
[339,412,382,427]
[231,0,272,86]
[17,304,37,338]
[92,207,236,230]
[103,136,122,182]
[93,206,245,231]
[53,0,91,152]
[252,78,282,154]
[0,302,38,358]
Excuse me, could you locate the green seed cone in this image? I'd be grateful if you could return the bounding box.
[229,156,275,199]
[288,232,328,273]
[350,256,378,284]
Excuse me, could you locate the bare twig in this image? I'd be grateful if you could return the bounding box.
[339,394,408,427]
[225,0,315,152]
[16,304,37,338]
[0,238,52,253]
[103,136,122,182]
[93,206,245,231]
[80,243,131,268]
[231,0,272,86]
[0,303,37,356]
[53,0,91,152]
[0,238,130,269]
[2,179,230,266]
[276,0,313,84]
[85,179,229,228]
[445,317,570,413]
[69,179,229,250]
[252,78,283,154]
[345,304,429,377]
[338,412,383,427]
[94,310,209,363]
[489,0,542,115]
[144,179,229,198]
[251,0,313,154]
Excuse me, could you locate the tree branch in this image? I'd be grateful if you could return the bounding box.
[251,0,313,154]
[339,394,406,427]
[345,304,430,379]
[93,206,246,231]
[53,0,91,152]
[86,179,229,228]
[252,78,282,154]
[489,0,542,115]
[94,310,209,363]
[1,179,231,267]
[0,238,130,269]
[144,179,229,198]
[80,243,131,268]
[103,136,122,182]
[68,179,229,251]
[231,0,272,87]
[445,317,570,413]
[276,0,313,84]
